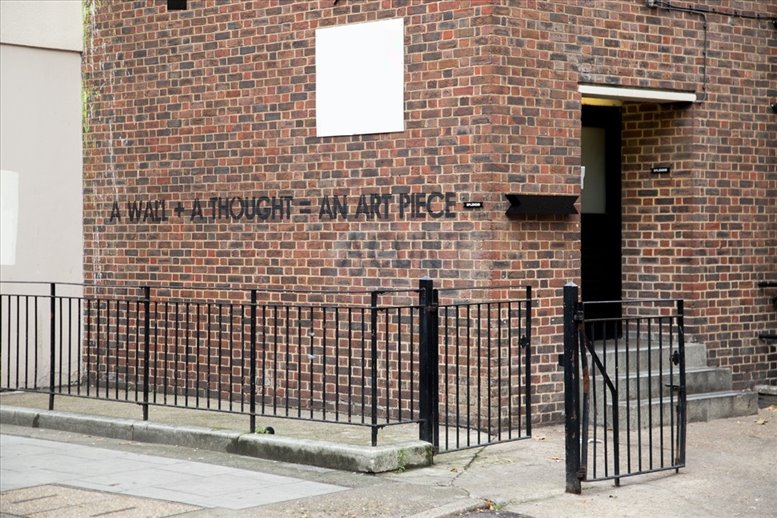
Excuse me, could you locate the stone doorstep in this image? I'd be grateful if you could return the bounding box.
[754,384,777,396]
[0,405,433,474]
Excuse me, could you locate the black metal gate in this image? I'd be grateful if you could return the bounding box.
[562,283,687,493]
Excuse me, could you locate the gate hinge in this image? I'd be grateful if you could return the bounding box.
[573,310,584,323]
[671,350,680,365]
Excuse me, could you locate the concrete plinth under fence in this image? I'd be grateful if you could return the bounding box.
[0,393,432,473]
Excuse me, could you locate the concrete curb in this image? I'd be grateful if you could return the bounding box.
[38,410,138,441]
[133,422,241,453]
[236,433,432,473]
[0,405,432,473]
[409,498,485,518]
[0,406,38,428]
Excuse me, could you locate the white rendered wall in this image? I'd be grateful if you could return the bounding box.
[0,44,83,283]
[0,2,83,388]
[0,0,83,52]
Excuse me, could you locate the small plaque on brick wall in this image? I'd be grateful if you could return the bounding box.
[463,201,483,209]
[167,0,187,10]
[651,165,671,174]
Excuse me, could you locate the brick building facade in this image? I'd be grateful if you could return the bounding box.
[83,0,776,424]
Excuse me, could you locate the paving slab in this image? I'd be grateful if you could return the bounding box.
[0,434,346,510]
[448,407,777,518]
[0,485,197,518]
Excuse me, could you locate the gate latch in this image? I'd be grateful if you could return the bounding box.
[520,335,529,349]
[671,350,680,366]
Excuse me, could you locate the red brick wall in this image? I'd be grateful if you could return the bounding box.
[620,1,777,388]
[84,0,777,424]
[83,1,514,295]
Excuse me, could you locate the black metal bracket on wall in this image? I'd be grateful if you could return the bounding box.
[758,281,777,341]
[758,281,777,310]
[505,194,578,218]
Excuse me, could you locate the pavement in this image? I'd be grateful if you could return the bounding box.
[1,391,776,517]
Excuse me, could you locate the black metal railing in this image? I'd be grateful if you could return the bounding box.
[0,279,532,451]
[563,283,686,493]
[436,286,532,451]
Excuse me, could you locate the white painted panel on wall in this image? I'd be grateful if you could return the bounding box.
[315,18,404,137]
[0,170,19,266]
[581,127,606,214]
[0,1,83,52]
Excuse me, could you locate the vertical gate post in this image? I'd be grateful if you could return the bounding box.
[370,290,380,447]
[249,289,257,433]
[142,286,151,421]
[418,277,439,450]
[48,283,56,410]
[563,282,581,494]
[676,299,687,467]
[525,285,532,436]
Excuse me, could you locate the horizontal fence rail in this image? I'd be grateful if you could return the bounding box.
[1,280,533,451]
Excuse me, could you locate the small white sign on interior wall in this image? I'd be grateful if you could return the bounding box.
[315,18,404,137]
[0,170,19,266]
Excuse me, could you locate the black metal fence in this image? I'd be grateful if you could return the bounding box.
[435,286,532,451]
[0,280,532,452]
[563,283,686,493]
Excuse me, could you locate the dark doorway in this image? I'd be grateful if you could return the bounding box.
[580,106,622,329]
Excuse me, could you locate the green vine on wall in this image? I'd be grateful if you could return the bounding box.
[81,0,100,147]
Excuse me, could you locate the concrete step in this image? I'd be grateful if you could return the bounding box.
[602,390,758,429]
[590,366,732,404]
[590,342,708,373]
[754,384,777,408]
[685,390,758,423]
